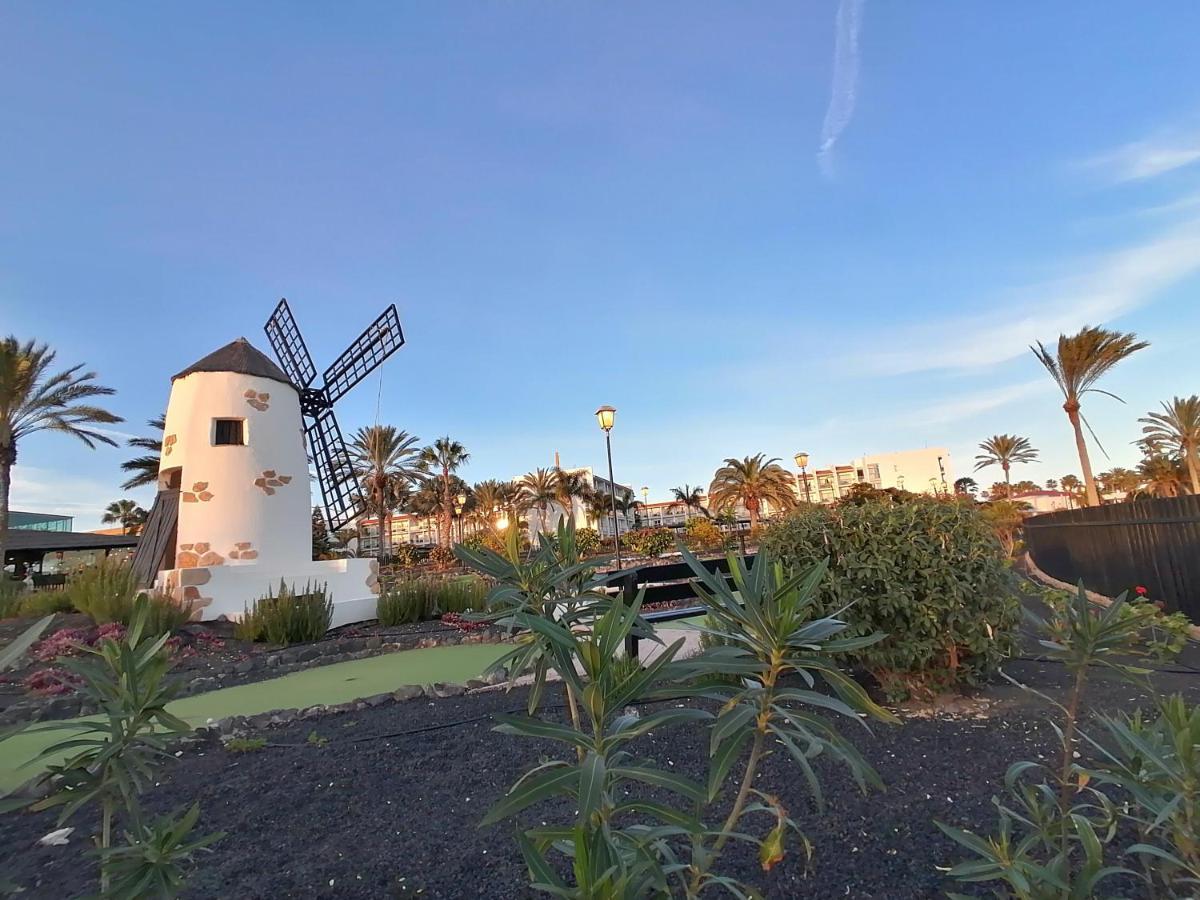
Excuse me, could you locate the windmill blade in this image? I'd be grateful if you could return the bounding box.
[306,407,361,532]
[265,299,318,388]
[322,304,405,405]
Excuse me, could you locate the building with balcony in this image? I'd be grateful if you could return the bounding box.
[795,447,953,504]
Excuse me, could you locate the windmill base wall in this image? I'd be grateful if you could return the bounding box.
[156,557,381,630]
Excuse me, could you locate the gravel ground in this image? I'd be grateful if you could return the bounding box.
[2,653,1197,899]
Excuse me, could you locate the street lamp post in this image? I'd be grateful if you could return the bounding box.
[595,405,622,569]
[793,451,812,504]
[641,486,649,526]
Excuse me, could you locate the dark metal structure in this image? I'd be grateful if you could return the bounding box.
[1024,495,1200,621]
[264,299,406,532]
[130,490,179,587]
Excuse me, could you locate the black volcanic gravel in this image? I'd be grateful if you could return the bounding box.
[1,656,1197,898]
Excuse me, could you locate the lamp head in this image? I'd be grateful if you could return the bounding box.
[794,452,809,469]
[595,405,616,432]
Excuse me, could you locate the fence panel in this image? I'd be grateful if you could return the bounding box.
[1024,495,1200,620]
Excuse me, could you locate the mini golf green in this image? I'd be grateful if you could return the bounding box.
[0,641,508,792]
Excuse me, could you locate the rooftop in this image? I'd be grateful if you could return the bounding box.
[173,337,293,387]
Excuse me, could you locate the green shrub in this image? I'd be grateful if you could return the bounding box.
[224,737,267,753]
[65,558,139,624]
[376,575,487,626]
[426,545,457,570]
[0,579,26,618]
[760,496,1021,699]
[19,590,75,617]
[684,517,725,552]
[574,527,603,557]
[140,591,196,637]
[235,580,331,644]
[622,527,674,558]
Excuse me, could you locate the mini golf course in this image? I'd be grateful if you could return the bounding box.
[0,641,509,792]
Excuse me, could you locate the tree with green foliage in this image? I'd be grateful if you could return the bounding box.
[0,337,123,568]
[953,476,978,497]
[102,499,148,534]
[119,414,165,491]
[419,436,470,548]
[1137,454,1187,498]
[1139,395,1200,494]
[348,425,422,557]
[974,434,1039,499]
[708,453,797,530]
[1032,326,1149,507]
[519,467,559,535]
[670,483,709,517]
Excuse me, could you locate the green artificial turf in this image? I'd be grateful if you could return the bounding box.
[0,641,508,792]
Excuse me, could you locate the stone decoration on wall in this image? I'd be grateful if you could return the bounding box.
[253,470,293,496]
[159,569,212,619]
[177,542,225,569]
[229,541,258,561]
[244,389,271,411]
[182,481,213,503]
[365,558,380,595]
[163,434,178,456]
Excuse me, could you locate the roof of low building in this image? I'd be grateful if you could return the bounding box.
[172,337,293,387]
[3,530,139,555]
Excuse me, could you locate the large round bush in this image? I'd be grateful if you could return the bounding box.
[760,497,1020,698]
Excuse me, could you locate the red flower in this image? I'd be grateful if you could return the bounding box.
[1134,585,1148,596]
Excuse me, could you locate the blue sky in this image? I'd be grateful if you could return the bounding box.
[3,2,1200,528]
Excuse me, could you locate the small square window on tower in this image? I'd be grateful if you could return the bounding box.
[213,418,246,446]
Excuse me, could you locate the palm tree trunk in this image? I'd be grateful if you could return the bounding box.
[441,467,452,548]
[1003,463,1012,500]
[0,452,11,570]
[1187,446,1200,495]
[1067,404,1100,507]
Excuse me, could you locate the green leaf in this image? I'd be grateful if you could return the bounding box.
[610,766,707,803]
[493,715,595,751]
[481,764,578,826]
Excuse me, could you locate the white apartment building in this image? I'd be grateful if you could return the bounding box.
[796,447,953,504]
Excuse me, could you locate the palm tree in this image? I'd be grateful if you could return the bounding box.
[348,425,422,557]
[707,454,797,530]
[1045,478,1058,491]
[406,480,445,545]
[671,484,710,518]
[1097,467,1140,501]
[0,337,122,565]
[470,479,513,536]
[120,414,165,490]
[1032,326,1149,507]
[419,437,470,548]
[953,476,978,497]
[1060,474,1083,509]
[519,468,559,534]
[974,434,1039,499]
[552,468,587,527]
[1137,455,1186,499]
[102,499,148,534]
[1139,395,1200,495]
[583,487,613,531]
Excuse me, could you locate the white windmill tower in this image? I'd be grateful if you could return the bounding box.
[132,301,404,628]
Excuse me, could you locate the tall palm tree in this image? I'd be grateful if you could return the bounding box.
[1097,467,1140,501]
[1137,455,1186,499]
[583,486,613,531]
[120,414,165,490]
[707,454,797,530]
[974,434,1039,499]
[670,484,709,518]
[0,337,122,565]
[1138,395,1200,494]
[519,468,559,534]
[552,468,587,527]
[348,425,422,557]
[1045,478,1058,491]
[102,499,148,535]
[1032,326,1149,507]
[1060,474,1082,509]
[406,480,445,545]
[419,437,470,548]
[470,479,513,536]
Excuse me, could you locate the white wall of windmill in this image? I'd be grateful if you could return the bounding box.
[161,369,311,571]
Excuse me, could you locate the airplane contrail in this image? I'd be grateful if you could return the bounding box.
[817,0,864,179]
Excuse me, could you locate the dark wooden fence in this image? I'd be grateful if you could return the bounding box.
[1024,495,1200,620]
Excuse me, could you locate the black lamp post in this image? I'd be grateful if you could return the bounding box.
[595,405,622,569]
[794,451,812,504]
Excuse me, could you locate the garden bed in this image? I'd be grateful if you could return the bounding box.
[0,613,505,725]
[2,656,1194,898]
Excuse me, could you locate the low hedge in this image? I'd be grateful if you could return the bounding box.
[760,497,1021,699]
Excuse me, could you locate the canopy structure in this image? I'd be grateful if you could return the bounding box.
[3,529,138,575]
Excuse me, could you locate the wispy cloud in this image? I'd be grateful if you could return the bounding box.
[9,465,149,529]
[1082,127,1200,182]
[843,219,1200,376]
[817,0,865,179]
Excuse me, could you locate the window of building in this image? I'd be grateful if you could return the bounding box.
[213,419,245,446]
